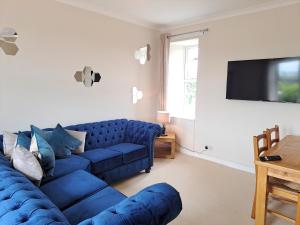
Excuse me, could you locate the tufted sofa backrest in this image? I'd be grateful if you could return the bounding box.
[0,119,128,152]
[65,119,128,150]
[0,160,70,225]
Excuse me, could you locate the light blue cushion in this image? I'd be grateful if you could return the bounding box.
[34,133,55,177]
[16,132,31,150]
[48,124,82,159]
[30,125,52,140]
[41,170,108,210]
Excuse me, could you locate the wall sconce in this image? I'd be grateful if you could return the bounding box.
[0,27,19,55]
[74,66,101,87]
[132,87,143,104]
[134,44,151,64]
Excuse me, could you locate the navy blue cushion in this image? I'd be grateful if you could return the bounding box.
[63,186,126,225]
[80,148,123,174]
[33,133,56,177]
[42,154,91,184]
[16,131,31,149]
[0,164,70,225]
[108,143,147,163]
[41,170,107,210]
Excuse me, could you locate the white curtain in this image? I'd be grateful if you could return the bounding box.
[159,33,170,110]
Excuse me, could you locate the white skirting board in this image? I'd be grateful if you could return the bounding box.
[179,146,255,174]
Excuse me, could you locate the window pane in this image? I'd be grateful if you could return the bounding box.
[184,81,197,118]
[167,38,198,119]
[185,46,198,80]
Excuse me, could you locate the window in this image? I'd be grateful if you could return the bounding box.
[166,38,199,119]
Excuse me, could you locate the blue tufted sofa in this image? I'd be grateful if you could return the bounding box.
[0,119,161,184]
[0,119,182,225]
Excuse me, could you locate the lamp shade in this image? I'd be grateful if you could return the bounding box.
[157,111,170,124]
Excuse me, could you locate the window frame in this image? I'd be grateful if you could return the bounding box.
[167,38,199,120]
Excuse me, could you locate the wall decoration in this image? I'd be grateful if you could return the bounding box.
[74,66,101,87]
[0,27,19,56]
[132,87,143,104]
[134,44,151,64]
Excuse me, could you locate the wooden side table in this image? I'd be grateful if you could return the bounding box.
[154,133,176,159]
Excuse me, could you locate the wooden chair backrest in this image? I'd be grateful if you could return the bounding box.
[253,132,269,161]
[266,125,280,149]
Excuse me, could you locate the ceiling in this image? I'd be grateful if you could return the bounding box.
[56,0,300,30]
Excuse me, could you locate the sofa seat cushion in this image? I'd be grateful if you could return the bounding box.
[41,170,107,210]
[63,186,126,225]
[108,143,147,163]
[80,148,123,174]
[42,154,91,184]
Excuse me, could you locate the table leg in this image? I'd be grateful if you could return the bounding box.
[171,140,176,159]
[255,166,268,225]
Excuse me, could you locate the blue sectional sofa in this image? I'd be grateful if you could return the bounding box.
[0,119,182,225]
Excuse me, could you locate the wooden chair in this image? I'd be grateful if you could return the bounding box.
[266,125,280,149]
[251,132,300,224]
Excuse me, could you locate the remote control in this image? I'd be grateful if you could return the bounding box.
[259,155,282,162]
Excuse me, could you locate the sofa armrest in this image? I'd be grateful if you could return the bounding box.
[125,120,161,166]
[78,183,182,225]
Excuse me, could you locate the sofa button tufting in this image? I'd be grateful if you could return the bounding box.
[111,210,117,214]
[11,204,20,210]
[19,216,29,223]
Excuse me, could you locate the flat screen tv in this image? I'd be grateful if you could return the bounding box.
[226,57,300,103]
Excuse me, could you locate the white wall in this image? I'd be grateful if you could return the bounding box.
[0,0,160,132]
[167,3,300,169]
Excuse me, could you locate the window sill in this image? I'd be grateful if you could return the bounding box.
[171,116,195,121]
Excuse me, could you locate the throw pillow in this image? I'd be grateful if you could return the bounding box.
[66,130,87,154]
[48,124,82,158]
[2,131,17,158]
[30,125,52,140]
[12,145,43,185]
[30,132,55,177]
[16,132,31,150]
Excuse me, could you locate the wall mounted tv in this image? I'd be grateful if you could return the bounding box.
[226,57,300,103]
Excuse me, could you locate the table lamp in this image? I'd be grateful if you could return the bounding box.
[157,111,170,136]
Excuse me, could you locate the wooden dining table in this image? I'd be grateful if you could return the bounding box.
[255,135,300,225]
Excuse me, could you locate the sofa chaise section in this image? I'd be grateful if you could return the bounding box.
[78,183,182,225]
[0,155,182,225]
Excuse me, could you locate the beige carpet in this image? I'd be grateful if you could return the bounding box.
[113,153,295,225]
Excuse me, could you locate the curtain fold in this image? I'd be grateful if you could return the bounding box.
[159,33,170,111]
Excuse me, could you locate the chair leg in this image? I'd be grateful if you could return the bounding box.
[295,194,300,225]
[252,166,258,219]
[251,192,256,219]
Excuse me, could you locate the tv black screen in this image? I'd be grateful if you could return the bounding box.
[226,57,300,103]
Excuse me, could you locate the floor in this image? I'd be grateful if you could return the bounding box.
[114,152,295,225]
